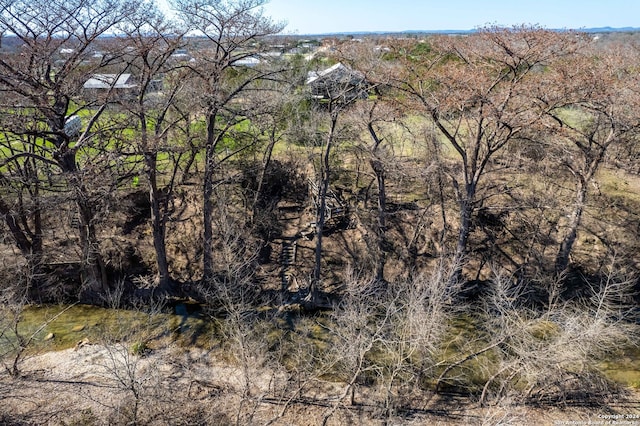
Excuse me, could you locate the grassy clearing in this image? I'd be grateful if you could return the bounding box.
[598,167,640,205]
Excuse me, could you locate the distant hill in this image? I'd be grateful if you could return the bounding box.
[292,27,640,37]
[579,26,640,33]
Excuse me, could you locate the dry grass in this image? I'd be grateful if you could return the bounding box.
[1,337,638,425]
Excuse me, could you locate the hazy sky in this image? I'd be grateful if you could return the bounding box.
[261,0,640,34]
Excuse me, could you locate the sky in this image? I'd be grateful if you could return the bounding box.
[260,0,640,34]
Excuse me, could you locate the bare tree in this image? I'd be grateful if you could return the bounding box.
[321,262,459,423]
[244,76,299,227]
[394,27,582,283]
[0,129,46,296]
[305,60,368,303]
[116,2,189,294]
[0,0,139,300]
[337,40,401,283]
[534,43,640,274]
[479,264,635,406]
[172,0,284,282]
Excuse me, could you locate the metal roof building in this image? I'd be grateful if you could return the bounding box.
[83,74,136,90]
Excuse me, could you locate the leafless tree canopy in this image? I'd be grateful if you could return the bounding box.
[1,15,640,423]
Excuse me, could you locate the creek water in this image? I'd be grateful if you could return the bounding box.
[0,303,210,354]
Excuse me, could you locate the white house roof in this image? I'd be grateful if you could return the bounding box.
[83,74,136,89]
[233,56,261,67]
[305,62,368,102]
[306,62,357,85]
[170,49,191,61]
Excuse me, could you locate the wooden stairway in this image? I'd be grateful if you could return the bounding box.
[280,238,298,291]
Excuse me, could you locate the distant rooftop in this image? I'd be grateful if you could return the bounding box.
[306,62,358,85]
[233,56,261,67]
[83,74,136,90]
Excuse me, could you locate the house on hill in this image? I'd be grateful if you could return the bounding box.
[83,73,136,90]
[306,62,367,103]
[169,49,192,62]
[232,56,261,67]
[82,73,137,102]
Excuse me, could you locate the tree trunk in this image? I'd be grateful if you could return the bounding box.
[311,111,339,301]
[371,159,387,282]
[555,178,587,274]
[252,128,278,223]
[368,123,387,283]
[64,159,108,302]
[53,138,108,299]
[202,114,217,282]
[76,193,108,299]
[0,197,35,256]
[555,145,608,275]
[450,182,475,284]
[145,151,174,293]
[0,195,44,299]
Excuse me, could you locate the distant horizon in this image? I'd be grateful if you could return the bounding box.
[261,0,640,36]
[266,26,640,38]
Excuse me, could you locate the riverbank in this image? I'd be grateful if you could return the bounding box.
[2,343,639,425]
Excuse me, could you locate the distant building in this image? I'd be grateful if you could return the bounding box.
[264,51,283,58]
[83,74,136,90]
[232,56,261,67]
[82,74,137,102]
[169,49,192,62]
[306,62,367,103]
